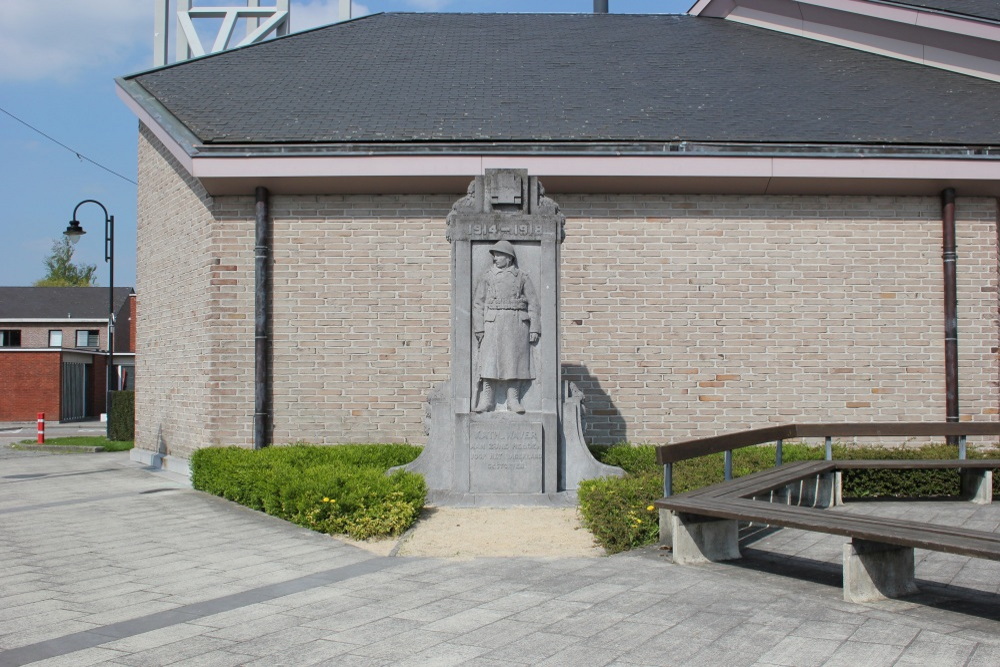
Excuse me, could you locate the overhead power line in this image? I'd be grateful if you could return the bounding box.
[0,104,138,186]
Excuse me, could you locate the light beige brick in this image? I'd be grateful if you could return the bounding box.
[135,128,1000,454]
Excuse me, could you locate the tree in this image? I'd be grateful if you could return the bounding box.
[34,238,98,287]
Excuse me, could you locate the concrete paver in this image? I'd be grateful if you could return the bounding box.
[0,445,998,666]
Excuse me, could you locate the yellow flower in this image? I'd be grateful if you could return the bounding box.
[646,505,655,512]
[322,497,329,502]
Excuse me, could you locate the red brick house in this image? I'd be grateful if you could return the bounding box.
[0,287,135,422]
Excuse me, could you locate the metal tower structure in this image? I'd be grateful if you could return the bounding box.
[154,1,291,67]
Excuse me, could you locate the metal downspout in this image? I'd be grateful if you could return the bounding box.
[254,186,270,449]
[941,188,959,428]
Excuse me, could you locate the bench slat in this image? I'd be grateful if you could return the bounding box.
[656,497,1000,560]
[672,460,999,501]
[832,459,1000,470]
[673,461,833,500]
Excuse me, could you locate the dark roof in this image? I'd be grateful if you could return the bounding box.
[885,0,1000,22]
[0,287,134,320]
[125,13,1000,149]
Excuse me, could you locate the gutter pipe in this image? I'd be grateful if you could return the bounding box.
[941,188,959,428]
[254,186,270,449]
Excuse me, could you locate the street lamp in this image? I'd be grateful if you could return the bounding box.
[64,200,115,438]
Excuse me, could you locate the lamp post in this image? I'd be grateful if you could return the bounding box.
[64,200,115,437]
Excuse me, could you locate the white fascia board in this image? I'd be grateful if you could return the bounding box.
[191,154,777,180]
[191,153,1000,182]
[770,157,1000,180]
[800,0,1000,40]
[116,81,196,175]
[721,0,1000,81]
[703,0,1000,41]
[192,154,487,179]
[687,0,722,15]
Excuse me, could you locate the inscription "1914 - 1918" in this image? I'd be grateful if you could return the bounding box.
[469,222,543,239]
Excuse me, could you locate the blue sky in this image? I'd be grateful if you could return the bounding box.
[0,0,692,289]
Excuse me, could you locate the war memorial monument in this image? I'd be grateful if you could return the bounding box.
[399,170,622,504]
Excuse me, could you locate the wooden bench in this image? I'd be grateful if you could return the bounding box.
[652,423,1000,602]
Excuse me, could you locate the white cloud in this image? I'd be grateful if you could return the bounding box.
[0,0,386,82]
[0,0,149,82]
[290,0,371,32]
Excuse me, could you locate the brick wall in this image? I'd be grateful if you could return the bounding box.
[10,323,108,350]
[128,294,137,352]
[135,127,219,458]
[556,195,998,444]
[0,351,61,421]
[135,131,999,456]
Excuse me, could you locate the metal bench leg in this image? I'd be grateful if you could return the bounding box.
[960,469,993,505]
[784,472,841,508]
[670,512,741,564]
[843,538,918,603]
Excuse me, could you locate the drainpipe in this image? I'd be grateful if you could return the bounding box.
[941,188,959,429]
[254,186,270,449]
[594,1,608,13]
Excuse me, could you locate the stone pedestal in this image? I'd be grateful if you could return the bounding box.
[960,469,993,504]
[398,170,622,506]
[843,538,918,603]
[669,511,741,564]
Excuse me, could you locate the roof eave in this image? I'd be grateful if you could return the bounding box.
[119,74,1000,199]
[185,153,1000,198]
[117,77,200,174]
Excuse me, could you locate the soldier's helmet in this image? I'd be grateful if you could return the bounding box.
[489,240,517,259]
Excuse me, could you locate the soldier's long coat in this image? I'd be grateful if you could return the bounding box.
[473,265,540,380]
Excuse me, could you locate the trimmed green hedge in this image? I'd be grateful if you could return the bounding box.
[581,443,1000,554]
[191,445,425,540]
[108,390,135,442]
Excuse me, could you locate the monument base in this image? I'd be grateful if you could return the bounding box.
[396,381,623,507]
[424,490,579,507]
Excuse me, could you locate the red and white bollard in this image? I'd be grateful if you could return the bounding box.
[37,412,45,444]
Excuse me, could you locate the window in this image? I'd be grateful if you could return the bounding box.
[0,330,21,347]
[76,330,99,348]
[49,330,63,347]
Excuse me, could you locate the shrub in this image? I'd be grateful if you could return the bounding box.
[578,472,661,555]
[191,444,425,540]
[108,390,135,441]
[581,442,1000,553]
[589,444,660,476]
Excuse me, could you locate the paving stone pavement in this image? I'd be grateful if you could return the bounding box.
[0,447,998,666]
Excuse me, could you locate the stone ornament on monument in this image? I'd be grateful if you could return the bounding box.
[397,169,623,505]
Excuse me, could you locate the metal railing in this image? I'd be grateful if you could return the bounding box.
[656,422,1000,497]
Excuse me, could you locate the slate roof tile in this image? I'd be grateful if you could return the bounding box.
[127,13,1000,147]
[0,287,134,320]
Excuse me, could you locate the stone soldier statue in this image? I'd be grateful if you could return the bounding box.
[473,240,540,413]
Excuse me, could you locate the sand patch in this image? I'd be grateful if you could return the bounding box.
[338,506,605,558]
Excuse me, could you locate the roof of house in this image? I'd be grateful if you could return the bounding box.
[886,0,1000,22]
[123,13,1000,151]
[0,287,134,320]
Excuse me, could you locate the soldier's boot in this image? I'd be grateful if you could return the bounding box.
[474,381,494,413]
[506,385,525,414]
